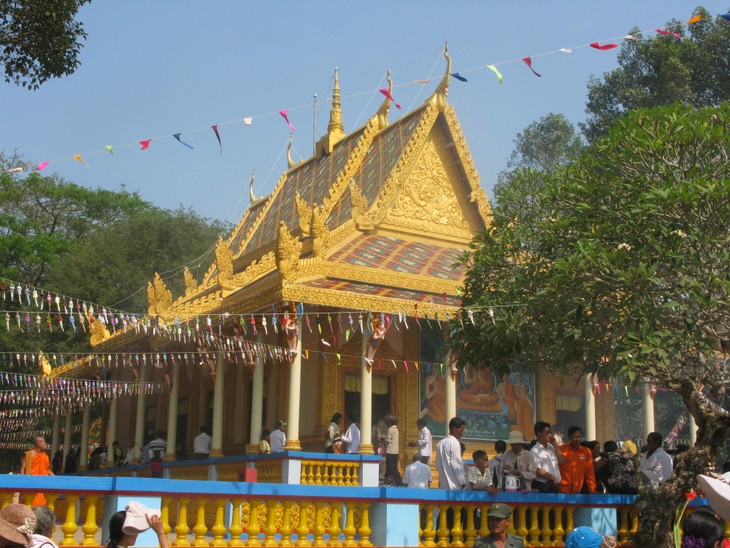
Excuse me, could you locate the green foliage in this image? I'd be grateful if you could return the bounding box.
[582,7,730,141]
[452,103,730,406]
[0,0,90,89]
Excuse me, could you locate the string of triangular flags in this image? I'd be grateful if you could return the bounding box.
[0,423,85,445]
[5,11,728,175]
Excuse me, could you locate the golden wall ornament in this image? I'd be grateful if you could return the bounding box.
[89,315,111,347]
[277,222,302,281]
[348,179,369,225]
[147,273,173,316]
[183,267,198,297]
[215,237,235,290]
[310,204,330,258]
[295,193,312,237]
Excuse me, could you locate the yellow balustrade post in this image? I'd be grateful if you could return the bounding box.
[247,501,262,547]
[422,505,437,547]
[161,498,171,536]
[565,507,575,537]
[356,503,371,547]
[192,499,209,547]
[553,506,565,546]
[314,464,322,485]
[45,493,58,514]
[450,505,464,547]
[328,503,342,547]
[335,465,344,487]
[82,495,99,546]
[297,502,312,547]
[436,504,449,548]
[528,506,541,546]
[617,508,629,543]
[341,503,356,548]
[477,505,489,539]
[540,506,552,546]
[60,494,79,547]
[229,499,245,547]
[312,501,326,547]
[629,510,638,536]
[464,505,477,547]
[280,501,294,547]
[516,506,528,539]
[211,498,228,547]
[173,498,191,547]
[264,501,279,547]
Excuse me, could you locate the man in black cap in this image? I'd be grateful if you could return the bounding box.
[473,503,525,548]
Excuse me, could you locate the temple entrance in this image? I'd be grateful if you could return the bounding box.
[344,373,391,451]
[555,391,585,436]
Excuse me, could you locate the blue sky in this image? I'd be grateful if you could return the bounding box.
[1,1,720,224]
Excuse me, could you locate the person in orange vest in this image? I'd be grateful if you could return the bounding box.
[558,426,596,494]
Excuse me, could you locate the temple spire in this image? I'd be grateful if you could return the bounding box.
[427,42,451,111]
[315,68,347,157]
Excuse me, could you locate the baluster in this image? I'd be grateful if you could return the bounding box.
[553,506,565,546]
[528,505,541,546]
[211,497,227,546]
[516,506,528,539]
[300,463,309,485]
[45,493,59,514]
[356,503,371,547]
[312,501,326,546]
[60,494,79,546]
[342,465,350,487]
[477,504,489,539]
[436,504,450,547]
[307,464,315,485]
[280,501,294,547]
[264,500,279,547]
[81,495,99,546]
[161,497,172,536]
[0,492,12,508]
[328,503,342,547]
[341,503,356,547]
[629,510,638,536]
[452,504,464,547]
[565,506,575,538]
[337,464,345,487]
[464,504,477,546]
[297,502,312,547]
[193,499,209,547]
[422,505,437,547]
[540,506,552,546]
[314,464,323,486]
[229,499,245,547]
[247,500,262,547]
[173,498,191,546]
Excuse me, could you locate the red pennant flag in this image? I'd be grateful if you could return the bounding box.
[139,139,151,150]
[379,88,402,109]
[211,125,222,154]
[279,110,295,131]
[590,42,618,50]
[522,57,541,77]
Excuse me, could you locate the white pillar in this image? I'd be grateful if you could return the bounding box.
[165,361,180,460]
[107,398,118,466]
[445,353,457,427]
[688,414,698,446]
[249,334,265,449]
[63,412,73,464]
[210,352,225,457]
[51,414,61,457]
[584,374,597,441]
[79,407,90,470]
[285,320,303,450]
[641,381,655,439]
[359,331,373,454]
[134,363,147,463]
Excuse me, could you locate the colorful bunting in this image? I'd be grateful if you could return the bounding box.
[211,125,222,154]
[721,13,730,21]
[139,139,151,150]
[655,29,680,38]
[379,88,402,109]
[522,57,541,77]
[105,145,114,155]
[486,65,503,84]
[243,117,253,126]
[687,14,702,24]
[590,42,618,50]
[279,110,295,131]
[73,154,89,167]
[450,72,468,82]
[36,162,48,171]
[173,133,194,150]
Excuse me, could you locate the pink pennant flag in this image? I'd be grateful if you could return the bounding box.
[379,88,401,109]
[655,29,680,38]
[522,57,541,77]
[590,42,618,50]
[36,162,49,171]
[279,110,295,131]
[211,125,222,154]
[139,139,151,150]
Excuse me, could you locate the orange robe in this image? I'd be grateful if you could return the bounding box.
[25,450,51,506]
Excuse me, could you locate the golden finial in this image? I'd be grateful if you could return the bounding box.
[287,133,295,168]
[375,69,393,130]
[328,67,344,135]
[429,42,451,110]
[248,171,257,203]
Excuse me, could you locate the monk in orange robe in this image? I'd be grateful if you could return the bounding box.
[20,435,53,506]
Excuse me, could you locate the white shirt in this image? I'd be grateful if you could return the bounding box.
[416,426,433,460]
[640,447,673,488]
[340,423,361,454]
[270,429,286,453]
[530,442,561,483]
[403,461,433,489]
[466,465,494,490]
[193,432,212,454]
[436,435,465,490]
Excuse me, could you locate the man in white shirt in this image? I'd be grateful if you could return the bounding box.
[436,416,467,490]
[403,454,432,489]
[408,418,433,464]
[530,421,565,493]
[466,449,498,494]
[270,420,287,453]
[193,425,212,459]
[340,412,361,454]
[639,431,673,489]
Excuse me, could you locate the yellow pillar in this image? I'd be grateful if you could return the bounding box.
[134,362,147,463]
[210,352,225,457]
[585,374,596,441]
[106,398,118,467]
[641,381,655,439]
[249,334,265,450]
[285,319,303,450]
[358,333,373,454]
[79,407,90,471]
[62,412,73,466]
[165,361,180,460]
[445,352,457,428]
[81,495,99,546]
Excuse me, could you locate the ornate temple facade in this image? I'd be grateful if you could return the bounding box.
[54,52,619,468]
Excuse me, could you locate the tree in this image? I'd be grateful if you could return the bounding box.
[494,113,583,227]
[582,7,730,142]
[450,103,730,545]
[0,0,90,89]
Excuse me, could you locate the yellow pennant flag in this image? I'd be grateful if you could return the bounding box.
[687,14,702,24]
[73,154,89,168]
[486,64,503,84]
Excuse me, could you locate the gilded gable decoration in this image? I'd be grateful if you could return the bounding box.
[89,315,111,347]
[311,204,330,258]
[287,133,295,168]
[215,237,235,290]
[277,221,301,281]
[295,193,312,236]
[147,273,173,316]
[349,179,369,226]
[374,70,393,131]
[427,43,451,112]
[249,171,265,208]
[183,267,198,297]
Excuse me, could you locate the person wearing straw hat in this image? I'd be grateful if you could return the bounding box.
[499,430,537,491]
[473,504,525,548]
[0,503,36,548]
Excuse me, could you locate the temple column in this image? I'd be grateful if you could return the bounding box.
[584,374,597,441]
[79,406,90,471]
[688,414,698,446]
[63,412,73,464]
[210,352,225,457]
[359,332,373,454]
[640,381,656,439]
[165,361,180,460]
[51,414,61,457]
[248,334,265,451]
[445,353,457,426]
[134,363,147,463]
[106,398,118,466]
[284,320,303,450]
